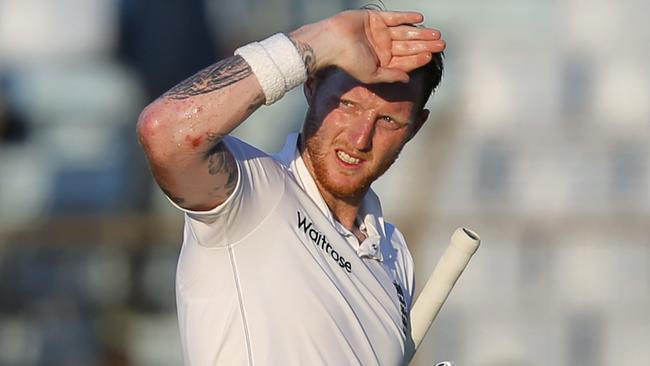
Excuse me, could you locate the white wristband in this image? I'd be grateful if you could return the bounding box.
[260,34,308,92]
[235,33,307,105]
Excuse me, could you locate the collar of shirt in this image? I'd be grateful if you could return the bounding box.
[274,133,385,262]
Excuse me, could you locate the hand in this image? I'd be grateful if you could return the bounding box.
[290,10,445,83]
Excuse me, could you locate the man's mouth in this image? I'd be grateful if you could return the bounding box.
[336,150,361,165]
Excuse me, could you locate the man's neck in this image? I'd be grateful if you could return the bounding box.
[318,188,363,230]
[319,187,368,243]
[298,135,367,237]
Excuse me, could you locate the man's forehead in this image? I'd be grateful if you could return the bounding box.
[321,69,421,103]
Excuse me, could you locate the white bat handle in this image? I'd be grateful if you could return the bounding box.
[410,227,480,353]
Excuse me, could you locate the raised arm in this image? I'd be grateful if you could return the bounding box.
[136,9,444,211]
[137,55,263,211]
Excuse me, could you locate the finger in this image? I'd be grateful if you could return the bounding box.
[392,40,446,56]
[376,11,424,27]
[368,16,393,66]
[390,26,441,41]
[387,53,434,72]
[371,67,410,83]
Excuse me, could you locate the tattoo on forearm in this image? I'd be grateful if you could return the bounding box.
[290,37,316,75]
[206,142,237,200]
[164,56,252,100]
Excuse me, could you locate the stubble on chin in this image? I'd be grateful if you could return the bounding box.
[302,112,367,198]
[307,138,371,199]
[304,130,396,200]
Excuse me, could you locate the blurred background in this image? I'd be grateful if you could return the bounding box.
[0,0,648,365]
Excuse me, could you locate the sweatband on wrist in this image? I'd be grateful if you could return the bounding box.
[235,33,307,105]
[260,34,308,93]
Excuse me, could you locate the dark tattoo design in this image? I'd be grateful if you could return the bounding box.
[289,37,316,75]
[161,187,185,205]
[207,148,226,175]
[163,56,252,100]
[206,142,237,200]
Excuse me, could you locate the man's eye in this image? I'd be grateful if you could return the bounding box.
[339,100,354,108]
[378,116,401,129]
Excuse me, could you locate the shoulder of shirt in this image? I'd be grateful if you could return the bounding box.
[223,135,292,171]
[223,135,270,160]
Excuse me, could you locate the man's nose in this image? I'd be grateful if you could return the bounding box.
[348,112,375,151]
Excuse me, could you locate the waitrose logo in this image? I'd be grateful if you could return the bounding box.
[297,211,352,274]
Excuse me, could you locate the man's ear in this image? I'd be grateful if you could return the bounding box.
[408,109,429,141]
[303,75,317,106]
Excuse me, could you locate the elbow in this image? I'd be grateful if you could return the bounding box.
[136,101,169,163]
[136,103,157,144]
[137,97,215,165]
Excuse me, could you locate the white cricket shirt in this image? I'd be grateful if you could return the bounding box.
[170,133,416,365]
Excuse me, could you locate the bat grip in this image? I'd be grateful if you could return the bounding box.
[408,227,480,360]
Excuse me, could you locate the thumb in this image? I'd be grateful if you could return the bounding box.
[371,67,410,83]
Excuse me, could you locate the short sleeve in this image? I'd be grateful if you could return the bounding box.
[166,136,286,248]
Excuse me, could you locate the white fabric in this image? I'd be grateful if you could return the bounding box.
[259,33,308,92]
[169,134,416,365]
[234,41,285,104]
[235,33,307,105]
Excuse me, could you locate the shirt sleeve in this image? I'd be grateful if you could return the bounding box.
[165,135,286,248]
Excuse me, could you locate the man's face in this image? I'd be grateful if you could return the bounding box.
[301,69,429,200]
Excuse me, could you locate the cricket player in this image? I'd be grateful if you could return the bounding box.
[137,8,445,365]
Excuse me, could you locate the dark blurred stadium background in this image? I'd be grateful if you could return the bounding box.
[0,0,648,365]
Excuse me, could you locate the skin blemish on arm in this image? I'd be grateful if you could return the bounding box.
[185,134,204,148]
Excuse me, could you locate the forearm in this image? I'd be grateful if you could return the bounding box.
[138,55,263,164]
[137,35,315,209]
[136,54,265,209]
